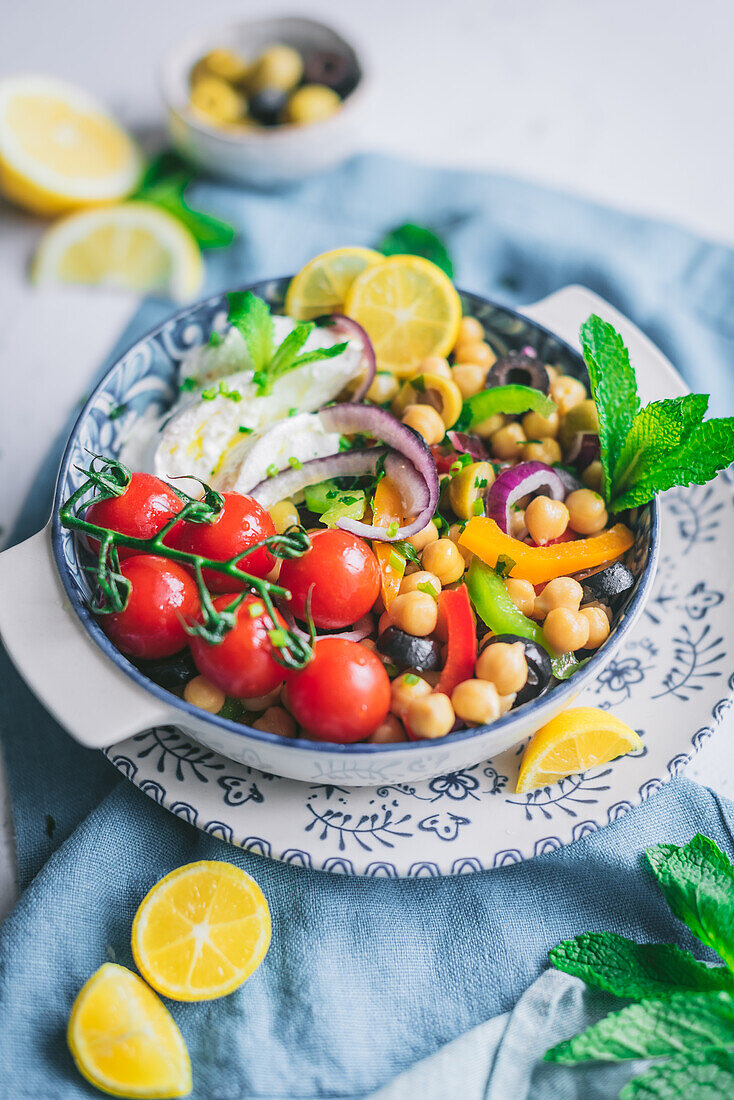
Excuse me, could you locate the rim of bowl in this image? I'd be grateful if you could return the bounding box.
[160,14,369,146]
[51,282,660,757]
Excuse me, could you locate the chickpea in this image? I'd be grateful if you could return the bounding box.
[453,341,495,369]
[476,641,528,695]
[448,460,495,521]
[417,355,451,379]
[522,409,560,439]
[550,375,586,415]
[366,371,399,404]
[447,523,473,565]
[242,685,283,712]
[368,714,407,744]
[184,675,226,714]
[406,693,455,739]
[422,538,466,585]
[268,499,299,534]
[580,605,611,648]
[391,672,432,719]
[505,578,535,617]
[491,422,526,459]
[400,570,441,597]
[452,362,487,399]
[583,460,603,493]
[253,706,296,738]
[498,692,517,716]
[544,607,590,653]
[456,316,485,345]
[402,403,445,446]
[522,438,562,466]
[545,365,559,383]
[473,413,506,440]
[533,576,583,619]
[525,495,570,545]
[407,519,439,552]
[451,679,501,725]
[509,508,527,539]
[359,637,378,655]
[378,610,392,634]
[389,591,438,636]
[566,488,608,535]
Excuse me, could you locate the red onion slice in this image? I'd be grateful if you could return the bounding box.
[446,431,489,461]
[316,315,376,402]
[281,608,374,642]
[565,432,600,470]
[249,448,383,510]
[486,461,567,533]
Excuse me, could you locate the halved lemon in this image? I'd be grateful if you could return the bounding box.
[285,245,384,320]
[344,255,462,377]
[516,706,642,793]
[67,963,191,1099]
[0,75,142,216]
[32,202,203,302]
[131,861,271,1002]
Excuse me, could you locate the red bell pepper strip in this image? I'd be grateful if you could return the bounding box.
[436,584,477,696]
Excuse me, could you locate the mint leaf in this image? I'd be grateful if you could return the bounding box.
[613,395,709,495]
[544,991,734,1064]
[621,1051,734,1099]
[227,292,274,374]
[136,152,236,249]
[580,314,640,499]
[288,343,349,371]
[377,222,454,277]
[612,416,734,510]
[550,653,590,681]
[550,932,734,999]
[647,836,734,971]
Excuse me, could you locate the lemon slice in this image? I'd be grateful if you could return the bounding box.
[516,706,642,793]
[131,861,271,1002]
[32,202,203,302]
[285,246,384,320]
[67,963,191,1099]
[344,255,462,377]
[0,75,142,216]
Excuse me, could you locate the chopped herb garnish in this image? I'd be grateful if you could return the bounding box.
[449,454,473,475]
[201,385,217,400]
[389,550,405,571]
[472,499,484,516]
[109,403,127,420]
[474,477,488,489]
[266,464,279,478]
[392,540,421,565]
[180,376,198,393]
[208,330,223,346]
[416,581,438,601]
[404,673,420,685]
[238,426,252,434]
[248,601,265,617]
[268,628,288,648]
[288,407,298,417]
[495,554,516,578]
[411,374,426,393]
[386,520,399,538]
[288,456,303,470]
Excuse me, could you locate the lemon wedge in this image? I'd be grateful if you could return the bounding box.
[0,75,142,215]
[516,706,642,793]
[32,202,203,302]
[131,860,271,1002]
[344,254,462,376]
[67,963,191,1099]
[285,246,384,320]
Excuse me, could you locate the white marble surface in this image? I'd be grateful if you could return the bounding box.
[1,0,733,918]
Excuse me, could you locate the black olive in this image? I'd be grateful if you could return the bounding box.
[377,626,442,672]
[303,49,358,97]
[133,649,197,692]
[249,88,290,126]
[482,633,552,706]
[582,562,635,608]
[486,352,550,394]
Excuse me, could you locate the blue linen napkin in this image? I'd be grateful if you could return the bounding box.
[2,152,734,1097]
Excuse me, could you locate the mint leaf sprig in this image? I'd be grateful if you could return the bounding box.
[226,292,348,396]
[544,834,734,1097]
[580,315,734,511]
[135,151,236,249]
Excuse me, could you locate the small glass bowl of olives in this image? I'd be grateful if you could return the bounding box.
[161,16,366,187]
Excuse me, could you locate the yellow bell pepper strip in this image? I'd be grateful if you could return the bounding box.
[459,517,634,585]
[466,557,550,653]
[372,477,405,608]
[436,585,477,696]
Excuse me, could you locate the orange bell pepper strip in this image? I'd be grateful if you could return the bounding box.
[459,517,634,585]
[372,477,405,609]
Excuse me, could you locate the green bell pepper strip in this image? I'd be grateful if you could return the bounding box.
[462,384,556,428]
[466,557,552,655]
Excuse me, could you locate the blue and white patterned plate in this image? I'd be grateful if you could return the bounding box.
[105,471,734,876]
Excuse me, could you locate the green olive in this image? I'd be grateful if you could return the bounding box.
[448,461,495,521]
[391,372,463,429]
[248,44,304,93]
[559,399,600,452]
[189,76,247,125]
[282,84,341,125]
[191,49,251,86]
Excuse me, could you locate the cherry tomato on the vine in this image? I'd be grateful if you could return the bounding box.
[101,554,199,659]
[171,492,276,594]
[86,472,184,559]
[189,594,287,699]
[285,638,390,742]
[278,528,380,630]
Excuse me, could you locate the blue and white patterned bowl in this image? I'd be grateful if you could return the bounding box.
[34,279,659,785]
